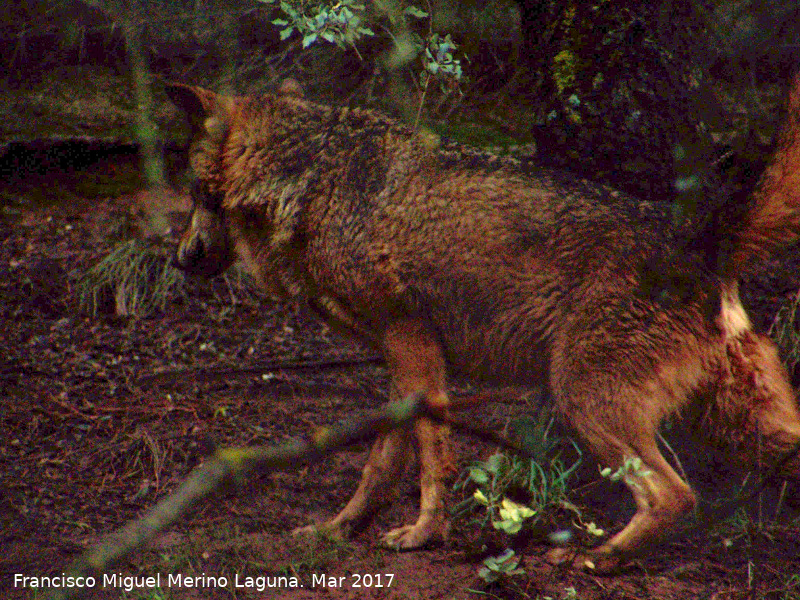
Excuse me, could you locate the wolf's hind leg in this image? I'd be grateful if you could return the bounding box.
[549,383,696,571]
[596,442,695,565]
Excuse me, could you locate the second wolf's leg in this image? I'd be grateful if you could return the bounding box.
[708,332,800,477]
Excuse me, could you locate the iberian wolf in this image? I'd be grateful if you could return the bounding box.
[168,76,800,571]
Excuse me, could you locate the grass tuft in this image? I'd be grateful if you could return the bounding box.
[75,238,184,317]
[770,292,800,379]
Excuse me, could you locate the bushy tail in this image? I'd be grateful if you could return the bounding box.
[640,74,800,310]
[724,72,800,281]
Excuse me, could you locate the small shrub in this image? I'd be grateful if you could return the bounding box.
[477,548,524,584]
[454,412,583,586]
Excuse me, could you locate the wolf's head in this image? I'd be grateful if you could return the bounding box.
[167,80,310,282]
[167,83,237,277]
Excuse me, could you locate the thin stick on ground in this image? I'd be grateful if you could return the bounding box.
[658,431,689,482]
[137,354,384,384]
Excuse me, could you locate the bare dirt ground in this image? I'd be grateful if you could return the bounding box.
[2,153,800,600]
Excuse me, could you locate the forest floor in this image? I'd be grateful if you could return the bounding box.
[2,148,800,600]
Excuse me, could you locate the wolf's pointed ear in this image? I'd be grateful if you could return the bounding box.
[165,83,216,119]
[165,82,231,142]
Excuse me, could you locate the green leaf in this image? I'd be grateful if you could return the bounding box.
[483,555,500,569]
[321,31,336,43]
[469,467,489,484]
[404,6,428,18]
[271,18,289,26]
[494,549,519,567]
[494,519,523,534]
[548,529,573,545]
[585,521,605,537]
[302,32,318,47]
[279,26,294,41]
[500,498,536,520]
[473,489,490,506]
[484,452,505,474]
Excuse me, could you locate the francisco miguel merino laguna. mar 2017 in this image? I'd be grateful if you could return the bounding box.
[13,571,396,592]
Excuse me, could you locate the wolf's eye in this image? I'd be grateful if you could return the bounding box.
[190,179,224,212]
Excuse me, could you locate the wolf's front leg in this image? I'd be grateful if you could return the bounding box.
[294,319,453,549]
[381,415,453,549]
[379,319,454,550]
[293,428,411,539]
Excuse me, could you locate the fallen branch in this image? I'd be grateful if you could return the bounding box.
[48,391,424,600]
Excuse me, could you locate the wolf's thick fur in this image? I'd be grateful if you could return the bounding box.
[168,76,800,570]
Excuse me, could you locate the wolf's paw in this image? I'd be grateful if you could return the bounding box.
[546,547,621,574]
[381,525,429,550]
[380,519,448,551]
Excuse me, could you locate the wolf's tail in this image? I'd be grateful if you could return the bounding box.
[723,72,800,282]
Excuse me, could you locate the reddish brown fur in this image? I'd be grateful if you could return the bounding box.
[728,74,800,277]
[167,77,800,571]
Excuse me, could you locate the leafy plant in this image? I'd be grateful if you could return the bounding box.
[419,32,463,87]
[406,8,465,128]
[455,413,583,585]
[261,0,375,57]
[455,416,582,523]
[473,491,536,534]
[477,548,524,584]
[261,1,465,127]
[599,456,653,492]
